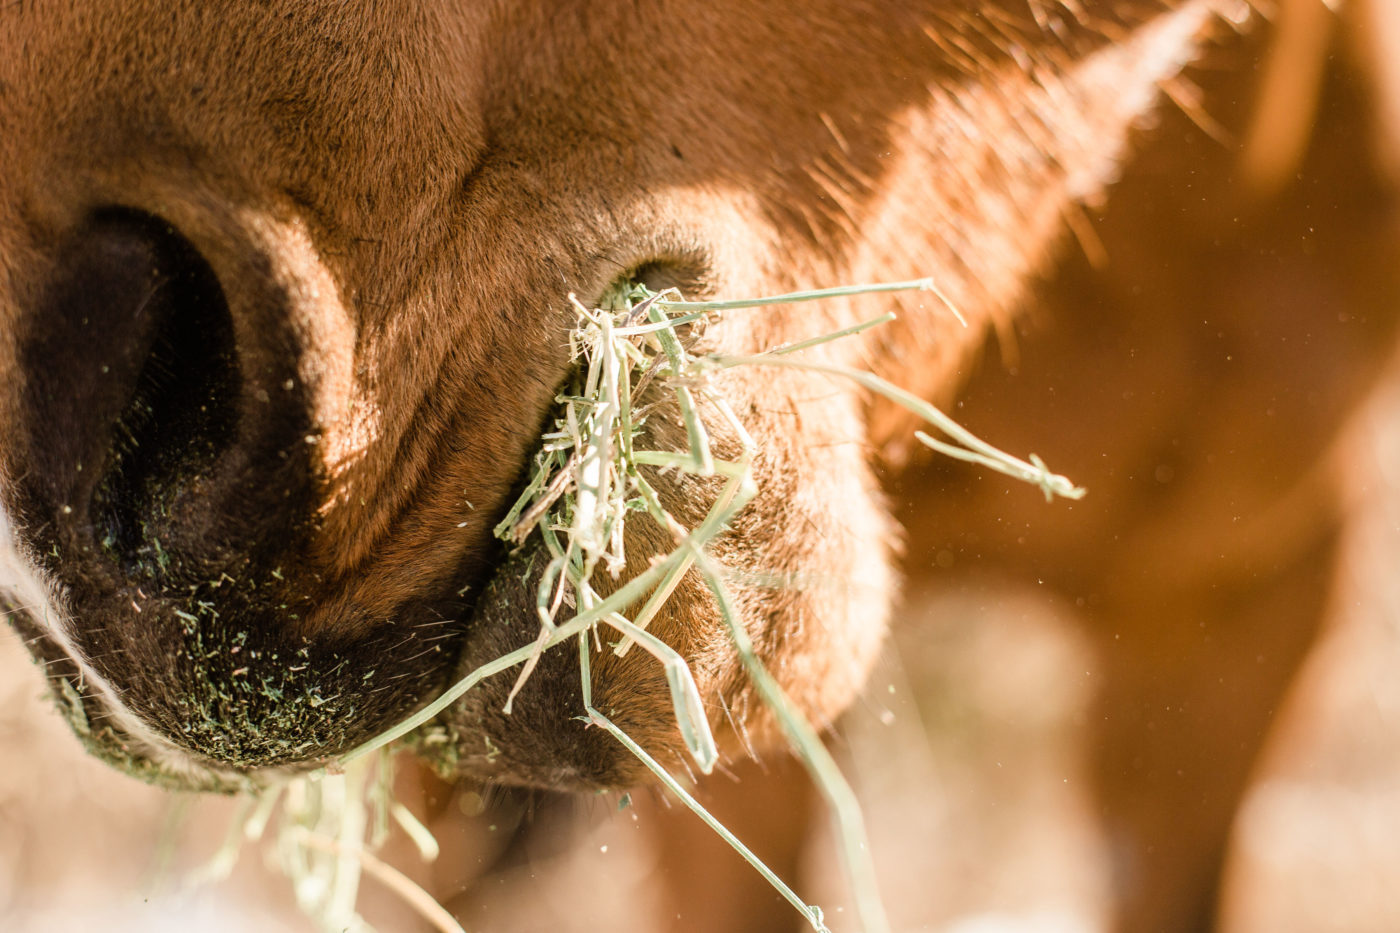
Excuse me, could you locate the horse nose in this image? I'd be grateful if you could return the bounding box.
[14,208,311,580]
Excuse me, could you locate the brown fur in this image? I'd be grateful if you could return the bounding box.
[1,0,1398,929]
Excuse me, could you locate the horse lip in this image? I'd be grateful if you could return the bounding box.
[6,607,256,792]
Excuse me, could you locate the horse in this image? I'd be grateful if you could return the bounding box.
[2,1,1397,929]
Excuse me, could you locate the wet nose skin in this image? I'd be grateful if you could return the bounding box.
[1,210,467,777]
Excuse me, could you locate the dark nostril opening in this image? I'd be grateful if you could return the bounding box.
[87,210,240,571]
[17,207,242,577]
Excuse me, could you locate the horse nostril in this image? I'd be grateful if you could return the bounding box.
[20,209,241,575]
[88,215,240,569]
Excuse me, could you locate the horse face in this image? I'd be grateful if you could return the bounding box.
[0,0,1215,790]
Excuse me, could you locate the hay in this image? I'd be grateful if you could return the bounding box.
[207,278,1081,933]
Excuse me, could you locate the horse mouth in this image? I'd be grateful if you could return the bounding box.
[4,604,258,793]
[0,512,476,788]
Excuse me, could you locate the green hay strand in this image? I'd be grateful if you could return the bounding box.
[205,274,1080,933]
